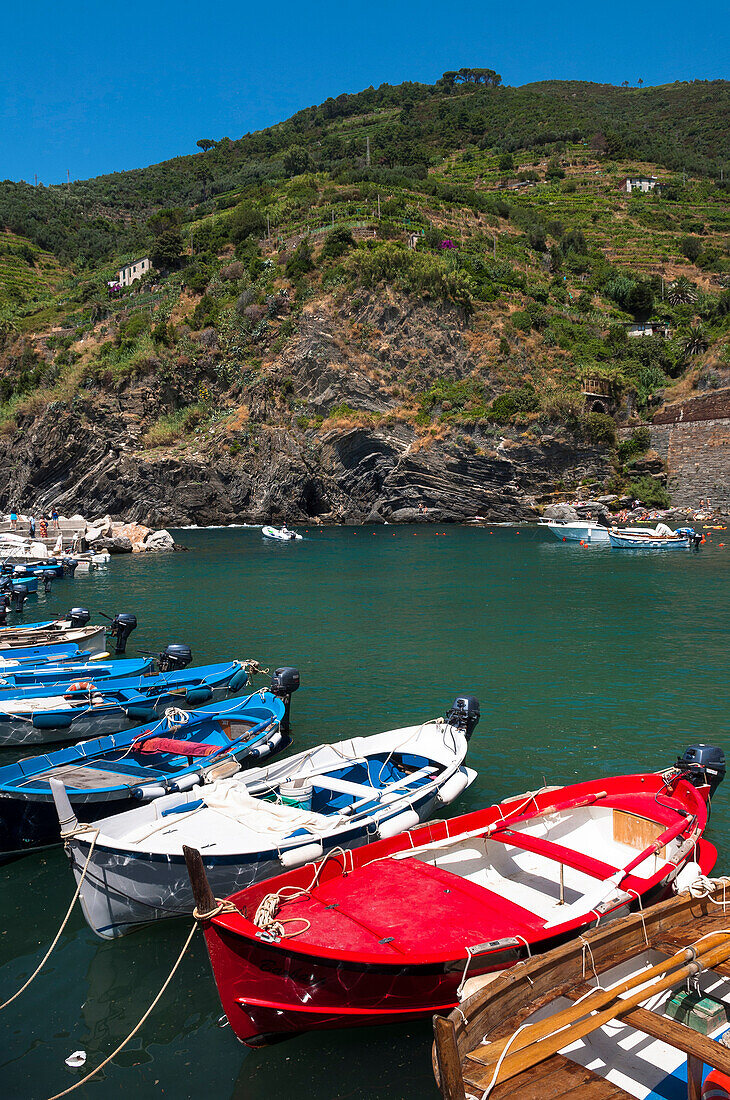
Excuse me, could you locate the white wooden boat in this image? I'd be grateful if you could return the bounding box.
[545,521,611,543]
[55,696,479,939]
[609,525,702,551]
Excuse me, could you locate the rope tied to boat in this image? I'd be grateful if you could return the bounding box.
[687,874,730,904]
[0,829,99,1012]
[242,659,268,676]
[252,846,352,939]
[164,706,189,730]
[46,921,198,1100]
[192,898,239,921]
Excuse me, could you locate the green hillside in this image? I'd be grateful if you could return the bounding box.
[0,72,728,518]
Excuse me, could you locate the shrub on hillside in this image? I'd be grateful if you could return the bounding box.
[583,411,617,446]
[320,227,355,261]
[487,385,539,422]
[629,475,670,508]
[347,243,474,310]
[228,205,266,244]
[618,426,651,461]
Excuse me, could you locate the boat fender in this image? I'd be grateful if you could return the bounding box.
[377,809,421,839]
[228,667,250,692]
[435,768,470,806]
[183,686,213,707]
[702,1071,730,1099]
[675,860,703,895]
[172,772,201,792]
[32,711,75,730]
[132,784,167,800]
[249,728,282,758]
[279,841,324,868]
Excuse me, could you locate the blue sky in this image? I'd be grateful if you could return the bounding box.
[2,0,727,186]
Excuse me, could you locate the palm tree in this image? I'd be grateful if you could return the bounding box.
[666,276,697,305]
[681,324,708,358]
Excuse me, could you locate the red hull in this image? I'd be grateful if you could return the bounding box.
[198,772,716,1045]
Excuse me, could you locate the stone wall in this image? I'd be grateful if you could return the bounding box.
[640,419,730,510]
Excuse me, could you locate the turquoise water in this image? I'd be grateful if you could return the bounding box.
[0,524,728,1099]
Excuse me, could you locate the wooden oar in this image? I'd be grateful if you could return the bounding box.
[470,934,730,1085]
[472,930,730,1069]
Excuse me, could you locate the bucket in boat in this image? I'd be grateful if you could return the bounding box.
[278,778,313,810]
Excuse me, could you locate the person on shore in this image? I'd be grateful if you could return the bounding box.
[9,510,17,531]
[28,516,36,538]
[39,516,48,539]
[51,508,59,530]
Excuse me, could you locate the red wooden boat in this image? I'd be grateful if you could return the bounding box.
[186,746,724,1047]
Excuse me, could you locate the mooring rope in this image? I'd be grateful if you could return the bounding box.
[0,829,99,1012]
[46,921,198,1100]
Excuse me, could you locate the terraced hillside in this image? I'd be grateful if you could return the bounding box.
[0,74,728,522]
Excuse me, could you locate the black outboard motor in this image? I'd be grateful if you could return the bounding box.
[42,574,52,594]
[676,745,726,799]
[446,695,481,742]
[68,607,91,628]
[10,585,27,613]
[270,666,301,734]
[62,558,78,577]
[110,613,137,654]
[157,644,193,673]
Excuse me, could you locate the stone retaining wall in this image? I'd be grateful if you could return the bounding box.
[621,418,730,510]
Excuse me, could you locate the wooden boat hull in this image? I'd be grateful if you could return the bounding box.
[196,771,715,1045]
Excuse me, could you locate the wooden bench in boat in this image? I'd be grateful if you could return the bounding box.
[310,765,437,802]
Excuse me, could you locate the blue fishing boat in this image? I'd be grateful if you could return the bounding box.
[0,609,138,657]
[0,659,257,746]
[0,678,298,859]
[0,656,155,688]
[1,570,38,593]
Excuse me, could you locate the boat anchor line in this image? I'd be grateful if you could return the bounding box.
[0,826,99,1012]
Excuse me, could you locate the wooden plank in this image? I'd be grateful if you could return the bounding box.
[433,1015,466,1100]
[687,1055,703,1100]
[613,810,666,858]
[465,1052,634,1099]
[622,1005,730,1077]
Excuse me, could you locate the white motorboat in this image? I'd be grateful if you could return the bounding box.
[262,525,302,542]
[609,524,702,550]
[55,695,480,939]
[545,521,611,543]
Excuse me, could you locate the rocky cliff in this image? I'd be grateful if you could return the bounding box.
[0,292,612,525]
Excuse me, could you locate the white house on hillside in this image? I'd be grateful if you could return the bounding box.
[622,175,659,194]
[118,257,152,286]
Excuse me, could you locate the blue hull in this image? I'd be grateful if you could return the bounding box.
[0,692,287,857]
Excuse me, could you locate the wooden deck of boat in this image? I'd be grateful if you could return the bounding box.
[435,885,730,1100]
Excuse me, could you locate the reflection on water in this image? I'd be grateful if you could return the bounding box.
[0,525,727,1098]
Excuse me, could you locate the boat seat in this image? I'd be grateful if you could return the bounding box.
[312,766,437,803]
[489,827,618,882]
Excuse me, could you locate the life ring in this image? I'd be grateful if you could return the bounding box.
[702,1070,730,1099]
[64,681,94,698]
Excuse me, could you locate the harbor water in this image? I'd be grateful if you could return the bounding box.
[1,524,728,1099]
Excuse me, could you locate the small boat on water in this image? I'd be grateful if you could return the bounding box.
[56,694,478,939]
[609,525,702,550]
[0,658,253,747]
[262,525,302,542]
[0,655,154,689]
[433,871,730,1100]
[0,677,297,859]
[545,521,612,543]
[0,608,137,657]
[186,745,723,1046]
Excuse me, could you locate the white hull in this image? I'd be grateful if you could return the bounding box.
[63,721,476,938]
[609,533,691,550]
[546,522,610,543]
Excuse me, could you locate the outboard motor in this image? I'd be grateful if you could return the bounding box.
[42,574,52,594]
[446,695,481,742]
[110,613,137,654]
[676,745,726,799]
[0,595,8,625]
[157,644,193,673]
[10,585,27,613]
[62,558,78,577]
[270,666,301,734]
[68,607,91,629]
